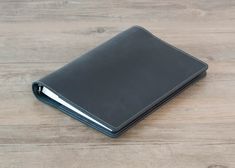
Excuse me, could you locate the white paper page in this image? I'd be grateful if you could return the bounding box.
[42,87,112,131]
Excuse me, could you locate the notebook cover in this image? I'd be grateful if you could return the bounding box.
[32,26,208,137]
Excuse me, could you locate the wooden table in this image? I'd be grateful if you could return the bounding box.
[0,1,235,168]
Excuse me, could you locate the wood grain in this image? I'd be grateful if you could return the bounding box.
[0,0,235,168]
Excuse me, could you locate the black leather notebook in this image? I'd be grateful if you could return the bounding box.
[32,26,208,137]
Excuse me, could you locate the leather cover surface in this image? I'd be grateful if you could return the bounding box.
[32,26,208,137]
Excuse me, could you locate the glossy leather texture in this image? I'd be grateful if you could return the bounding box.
[32,26,208,137]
